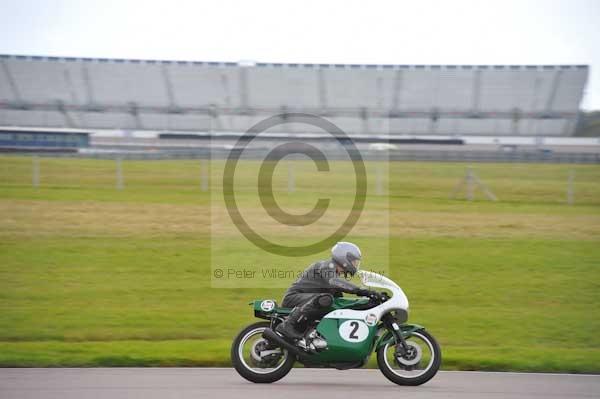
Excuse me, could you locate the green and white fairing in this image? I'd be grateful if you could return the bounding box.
[308,270,410,362]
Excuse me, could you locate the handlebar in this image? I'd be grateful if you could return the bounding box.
[356,289,390,304]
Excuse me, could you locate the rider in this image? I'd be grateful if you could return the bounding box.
[276,241,377,340]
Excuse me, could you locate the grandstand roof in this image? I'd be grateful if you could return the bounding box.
[0,55,589,136]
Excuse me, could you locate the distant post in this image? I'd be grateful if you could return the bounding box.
[466,166,474,201]
[567,170,575,205]
[200,159,209,192]
[32,156,40,188]
[376,163,384,196]
[287,162,295,193]
[116,157,124,190]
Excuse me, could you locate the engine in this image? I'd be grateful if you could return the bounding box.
[297,328,328,353]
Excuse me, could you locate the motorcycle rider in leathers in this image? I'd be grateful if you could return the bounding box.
[276,242,378,340]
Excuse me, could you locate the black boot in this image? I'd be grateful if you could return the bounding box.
[275,307,305,340]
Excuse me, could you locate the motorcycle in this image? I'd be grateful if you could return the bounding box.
[231,270,441,386]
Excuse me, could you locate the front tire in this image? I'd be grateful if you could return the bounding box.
[376,329,441,386]
[231,321,295,383]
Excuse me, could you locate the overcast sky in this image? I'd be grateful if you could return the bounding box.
[1,0,599,109]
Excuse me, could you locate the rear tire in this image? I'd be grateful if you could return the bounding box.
[376,329,441,386]
[231,321,295,383]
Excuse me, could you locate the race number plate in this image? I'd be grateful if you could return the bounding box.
[338,320,369,342]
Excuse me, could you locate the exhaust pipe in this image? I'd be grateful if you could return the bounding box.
[262,328,311,361]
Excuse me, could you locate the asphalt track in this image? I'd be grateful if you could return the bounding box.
[1,368,598,399]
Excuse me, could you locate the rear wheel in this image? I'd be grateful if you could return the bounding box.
[376,329,441,386]
[231,321,295,383]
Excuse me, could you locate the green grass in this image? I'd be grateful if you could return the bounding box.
[1,155,599,372]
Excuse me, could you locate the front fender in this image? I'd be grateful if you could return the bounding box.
[375,323,425,351]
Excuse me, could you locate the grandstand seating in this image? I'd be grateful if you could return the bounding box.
[0,55,588,136]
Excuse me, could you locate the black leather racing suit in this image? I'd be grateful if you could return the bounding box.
[280,260,363,328]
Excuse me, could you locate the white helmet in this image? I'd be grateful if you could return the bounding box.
[331,242,362,276]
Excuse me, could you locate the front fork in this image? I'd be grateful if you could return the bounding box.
[381,313,410,357]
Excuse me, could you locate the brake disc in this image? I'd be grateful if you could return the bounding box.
[250,339,267,363]
[250,339,281,366]
[395,340,422,367]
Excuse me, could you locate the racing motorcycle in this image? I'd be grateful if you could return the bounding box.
[231,270,441,386]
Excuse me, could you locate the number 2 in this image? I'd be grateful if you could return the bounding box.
[349,321,359,339]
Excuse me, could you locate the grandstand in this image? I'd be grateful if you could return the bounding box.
[0,55,589,137]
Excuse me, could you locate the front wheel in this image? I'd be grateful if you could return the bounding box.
[231,321,295,383]
[376,329,441,386]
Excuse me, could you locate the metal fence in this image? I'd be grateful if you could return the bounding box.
[3,153,598,207]
[2,147,599,163]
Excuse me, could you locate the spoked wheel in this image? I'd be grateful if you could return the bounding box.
[231,322,295,383]
[376,329,441,386]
